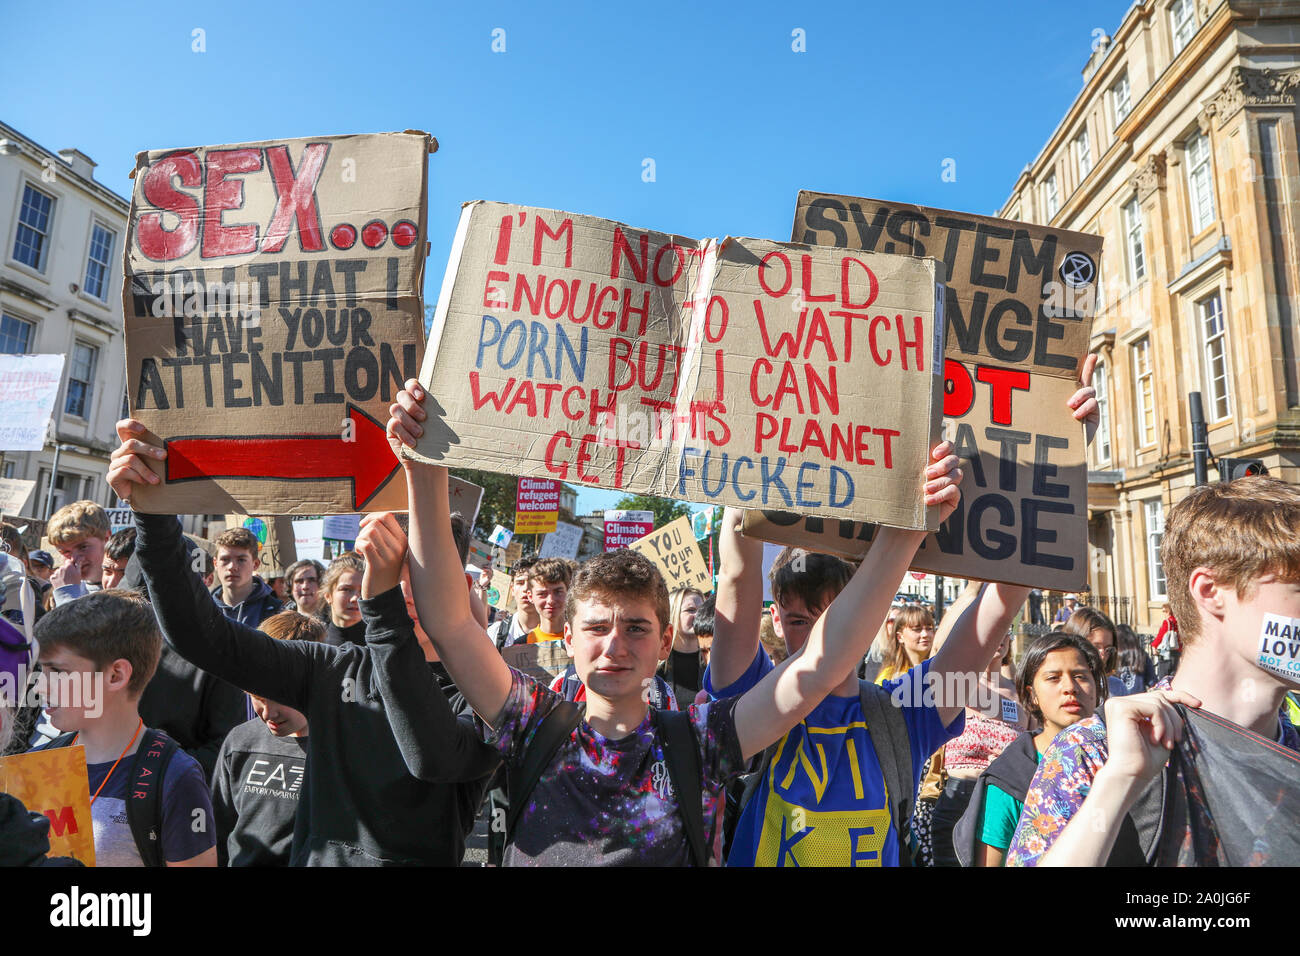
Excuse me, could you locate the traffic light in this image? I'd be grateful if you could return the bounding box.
[1216,457,1269,481]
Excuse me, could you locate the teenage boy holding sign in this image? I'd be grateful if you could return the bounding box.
[381,379,962,865]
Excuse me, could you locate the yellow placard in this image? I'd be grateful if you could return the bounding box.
[0,745,96,865]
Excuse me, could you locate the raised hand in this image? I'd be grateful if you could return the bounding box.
[356,512,408,600]
[387,379,428,460]
[1069,353,1101,446]
[924,440,962,524]
[106,419,167,503]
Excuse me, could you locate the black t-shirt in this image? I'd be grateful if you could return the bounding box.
[211,718,309,866]
[668,649,702,706]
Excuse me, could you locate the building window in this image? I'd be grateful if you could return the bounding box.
[1171,0,1196,54]
[1124,197,1146,283]
[1094,360,1112,466]
[1198,292,1231,421]
[1111,73,1132,127]
[1134,336,1156,447]
[1075,130,1092,178]
[0,314,33,355]
[1,462,13,479]
[1186,131,1216,233]
[84,223,116,300]
[65,342,98,418]
[1145,499,1166,598]
[13,183,55,271]
[1044,172,1059,219]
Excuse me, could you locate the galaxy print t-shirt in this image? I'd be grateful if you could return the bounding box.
[483,667,745,866]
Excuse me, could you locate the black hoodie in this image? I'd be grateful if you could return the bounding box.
[951,731,1039,867]
[134,511,499,866]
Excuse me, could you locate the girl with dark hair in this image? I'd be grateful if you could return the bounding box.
[1062,606,1124,698]
[1111,624,1157,696]
[951,631,1107,866]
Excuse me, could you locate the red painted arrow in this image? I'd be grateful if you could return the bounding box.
[165,404,398,510]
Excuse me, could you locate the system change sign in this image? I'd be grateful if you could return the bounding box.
[742,192,1102,590]
[605,510,654,551]
[515,476,560,534]
[410,201,946,532]
[122,131,433,515]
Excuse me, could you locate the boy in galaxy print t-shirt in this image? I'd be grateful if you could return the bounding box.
[379,379,963,865]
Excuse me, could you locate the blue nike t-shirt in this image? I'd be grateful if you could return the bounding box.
[706,649,961,867]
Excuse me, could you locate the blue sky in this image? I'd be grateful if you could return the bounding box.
[2,0,1128,516]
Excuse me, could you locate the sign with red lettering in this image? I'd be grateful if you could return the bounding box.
[741,193,1102,589]
[411,202,946,531]
[122,132,434,515]
[604,510,655,551]
[515,476,560,534]
[0,745,95,865]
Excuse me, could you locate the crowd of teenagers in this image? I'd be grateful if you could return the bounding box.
[2,356,1298,868]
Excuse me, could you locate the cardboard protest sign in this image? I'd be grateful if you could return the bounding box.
[0,354,64,451]
[485,568,516,612]
[448,475,485,531]
[741,193,1102,589]
[0,478,36,516]
[224,514,296,577]
[515,477,560,534]
[322,514,361,542]
[412,201,946,531]
[502,640,572,681]
[468,537,494,571]
[122,132,433,516]
[605,510,654,551]
[540,520,583,560]
[630,515,713,593]
[105,507,133,532]
[0,746,95,865]
[504,540,523,566]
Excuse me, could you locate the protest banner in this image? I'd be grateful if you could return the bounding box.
[630,515,713,593]
[0,478,36,516]
[502,640,572,681]
[489,524,512,548]
[605,510,654,551]
[485,568,516,613]
[411,201,946,531]
[448,475,485,531]
[741,193,1102,590]
[0,354,64,452]
[0,746,95,865]
[224,514,296,576]
[322,514,361,542]
[503,540,523,566]
[468,537,494,571]
[292,518,326,561]
[540,520,583,560]
[122,131,434,516]
[105,508,133,532]
[515,476,560,534]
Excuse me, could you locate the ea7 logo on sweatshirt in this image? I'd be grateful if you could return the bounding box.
[50,887,151,936]
[241,758,305,798]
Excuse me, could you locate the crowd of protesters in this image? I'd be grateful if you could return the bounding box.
[1,356,1298,869]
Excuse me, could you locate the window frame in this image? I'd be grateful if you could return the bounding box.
[1044,172,1060,219]
[0,312,35,355]
[1145,499,1167,599]
[64,341,99,420]
[1186,131,1216,234]
[11,181,57,274]
[1111,73,1132,128]
[1124,196,1146,284]
[83,220,117,302]
[1133,336,1156,448]
[1093,359,1113,466]
[1197,291,1231,422]
[1170,0,1196,55]
[1075,129,1093,179]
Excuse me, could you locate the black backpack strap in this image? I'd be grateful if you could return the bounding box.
[505,701,583,844]
[126,728,180,868]
[651,708,708,867]
[859,680,915,866]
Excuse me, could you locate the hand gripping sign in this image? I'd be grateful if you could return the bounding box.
[410,201,947,532]
[741,193,1103,590]
[123,132,434,515]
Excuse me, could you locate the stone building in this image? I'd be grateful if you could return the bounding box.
[1000,0,1299,629]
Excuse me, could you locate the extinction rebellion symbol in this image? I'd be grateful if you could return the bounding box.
[1059,251,1096,288]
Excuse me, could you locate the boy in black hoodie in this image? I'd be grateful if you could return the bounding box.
[106,419,500,865]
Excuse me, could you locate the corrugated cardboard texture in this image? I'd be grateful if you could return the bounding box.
[123,132,430,515]
[742,193,1102,589]
[412,201,945,531]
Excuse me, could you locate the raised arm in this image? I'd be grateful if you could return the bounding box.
[708,507,766,691]
[356,512,501,782]
[732,443,962,760]
[928,581,1029,727]
[108,421,324,711]
[388,382,515,726]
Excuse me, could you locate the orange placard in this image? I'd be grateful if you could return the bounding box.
[0,745,96,865]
